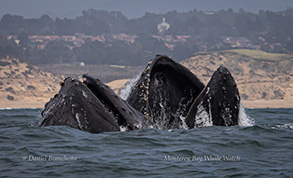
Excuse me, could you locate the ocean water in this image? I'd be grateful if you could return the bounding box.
[0,108,292,177]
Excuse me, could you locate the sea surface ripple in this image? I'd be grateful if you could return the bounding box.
[0,108,292,177]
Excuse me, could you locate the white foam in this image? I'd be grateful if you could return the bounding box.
[275,123,293,129]
[0,107,40,110]
[238,103,255,127]
[179,116,189,130]
[134,121,143,129]
[0,108,13,110]
[119,125,129,132]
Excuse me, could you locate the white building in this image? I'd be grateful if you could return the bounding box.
[158,17,170,35]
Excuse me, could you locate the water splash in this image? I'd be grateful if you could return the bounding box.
[270,123,293,130]
[120,75,140,100]
[238,103,255,127]
[179,116,188,130]
[119,125,129,132]
[194,101,213,127]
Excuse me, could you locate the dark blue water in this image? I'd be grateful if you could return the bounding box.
[0,108,292,177]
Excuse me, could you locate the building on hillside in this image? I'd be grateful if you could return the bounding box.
[222,36,253,48]
[158,17,170,35]
[203,11,214,15]
[112,34,137,43]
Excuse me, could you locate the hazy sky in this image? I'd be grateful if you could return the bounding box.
[0,0,293,19]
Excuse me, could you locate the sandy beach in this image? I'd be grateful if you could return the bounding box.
[1,99,292,110]
[241,100,293,109]
[1,78,292,109]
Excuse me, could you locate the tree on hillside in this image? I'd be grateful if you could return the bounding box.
[285,39,293,51]
[18,32,29,48]
[42,41,75,64]
[81,9,128,34]
[126,12,159,35]
[75,40,105,64]
[0,38,24,59]
[26,15,54,35]
[171,38,199,61]
[0,14,26,35]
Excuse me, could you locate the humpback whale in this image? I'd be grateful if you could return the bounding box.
[41,55,248,133]
[127,55,205,129]
[185,66,240,128]
[41,74,149,133]
[127,55,241,129]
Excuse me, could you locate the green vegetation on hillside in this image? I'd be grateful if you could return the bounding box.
[188,49,293,78]
[223,49,293,61]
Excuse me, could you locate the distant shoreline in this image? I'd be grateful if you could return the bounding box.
[1,100,292,110]
[0,102,46,110]
[241,100,293,109]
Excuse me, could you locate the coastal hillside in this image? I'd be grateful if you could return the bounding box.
[0,57,63,108]
[1,49,292,109]
[181,49,293,102]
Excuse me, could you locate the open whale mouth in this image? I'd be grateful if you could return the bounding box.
[127,55,205,129]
